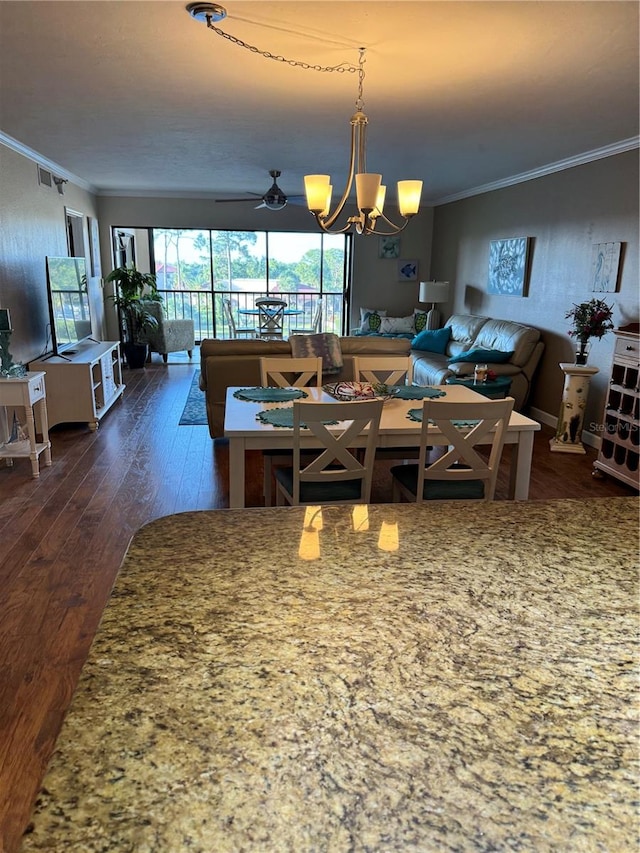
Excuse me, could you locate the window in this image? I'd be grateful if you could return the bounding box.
[150,228,351,341]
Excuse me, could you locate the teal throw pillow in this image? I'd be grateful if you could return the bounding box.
[411,326,452,354]
[448,347,513,364]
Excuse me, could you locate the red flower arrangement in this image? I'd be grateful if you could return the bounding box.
[565,298,614,342]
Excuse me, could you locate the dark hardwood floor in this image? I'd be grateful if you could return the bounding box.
[0,360,636,853]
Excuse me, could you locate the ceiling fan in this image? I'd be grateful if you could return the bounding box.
[214,170,306,210]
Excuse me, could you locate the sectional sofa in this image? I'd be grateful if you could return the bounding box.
[409,314,544,411]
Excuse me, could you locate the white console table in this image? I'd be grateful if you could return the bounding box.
[0,371,52,478]
[30,340,125,431]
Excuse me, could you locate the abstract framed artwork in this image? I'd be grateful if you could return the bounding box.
[591,242,621,292]
[488,237,530,296]
[398,260,418,282]
[379,236,401,259]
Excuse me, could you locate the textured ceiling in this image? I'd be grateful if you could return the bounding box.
[0,1,638,204]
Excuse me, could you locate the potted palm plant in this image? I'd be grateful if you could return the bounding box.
[105,265,162,368]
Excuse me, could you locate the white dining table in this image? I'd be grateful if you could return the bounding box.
[224,385,541,508]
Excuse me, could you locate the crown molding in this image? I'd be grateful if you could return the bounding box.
[431,136,640,206]
[0,131,97,194]
[3,129,638,205]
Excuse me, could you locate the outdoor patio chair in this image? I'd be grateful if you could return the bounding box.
[256,298,286,340]
[222,297,255,339]
[291,298,323,335]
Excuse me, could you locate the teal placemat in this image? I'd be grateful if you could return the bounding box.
[407,408,480,427]
[256,407,339,429]
[234,387,308,403]
[391,386,447,400]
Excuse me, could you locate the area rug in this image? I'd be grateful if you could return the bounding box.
[178,371,207,425]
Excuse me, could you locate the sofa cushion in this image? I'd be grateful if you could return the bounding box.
[448,347,513,364]
[444,314,489,348]
[411,352,452,387]
[472,319,540,368]
[411,326,452,354]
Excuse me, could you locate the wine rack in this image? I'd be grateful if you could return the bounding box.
[593,327,639,489]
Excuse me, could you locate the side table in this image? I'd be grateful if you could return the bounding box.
[549,363,599,454]
[445,375,513,399]
[0,371,52,477]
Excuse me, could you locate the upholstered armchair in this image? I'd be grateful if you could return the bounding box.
[137,301,195,362]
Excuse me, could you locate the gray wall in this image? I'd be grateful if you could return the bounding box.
[431,150,639,434]
[0,144,104,366]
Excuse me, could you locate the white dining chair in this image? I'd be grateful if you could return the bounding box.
[391,397,514,502]
[274,398,384,507]
[259,356,323,506]
[352,355,413,387]
[260,356,323,389]
[353,354,416,463]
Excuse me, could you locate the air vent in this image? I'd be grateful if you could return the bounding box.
[37,166,53,188]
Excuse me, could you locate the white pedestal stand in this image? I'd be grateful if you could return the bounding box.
[549,363,599,454]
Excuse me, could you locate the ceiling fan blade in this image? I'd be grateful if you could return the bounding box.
[215,197,261,204]
[215,191,264,204]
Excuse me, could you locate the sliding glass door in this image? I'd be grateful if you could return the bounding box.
[149,228,351,341]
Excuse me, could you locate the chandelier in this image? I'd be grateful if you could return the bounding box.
[305,49,422,236]
[186,3,422,235]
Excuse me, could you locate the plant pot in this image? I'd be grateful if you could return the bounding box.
[123,342,148,369]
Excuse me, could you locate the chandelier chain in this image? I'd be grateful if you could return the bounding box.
[204,18,358,75]
[355,48,366,112]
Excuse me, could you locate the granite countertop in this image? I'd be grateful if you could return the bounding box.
[22,498,639,852]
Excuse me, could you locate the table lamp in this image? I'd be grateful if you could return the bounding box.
[419,281,450,330]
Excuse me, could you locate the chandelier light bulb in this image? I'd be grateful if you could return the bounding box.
[304,175,331,213]
[355,173,382,214]
[370,184,386,220]
[398,180,423,218]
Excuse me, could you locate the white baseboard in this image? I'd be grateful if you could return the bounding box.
[529,406,601,450]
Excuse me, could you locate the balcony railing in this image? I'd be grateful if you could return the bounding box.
[156,290,344,342]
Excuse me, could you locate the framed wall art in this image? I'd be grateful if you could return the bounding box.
[397,260,418,282]
[88,216,102,277]
[590,241,621,292]
[379,236,400,259]
[487,237,530,296]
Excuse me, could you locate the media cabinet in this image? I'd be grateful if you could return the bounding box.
[30,340,125,431]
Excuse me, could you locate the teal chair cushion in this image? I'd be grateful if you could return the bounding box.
[274,467,365,503]
[390,463,485,500]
